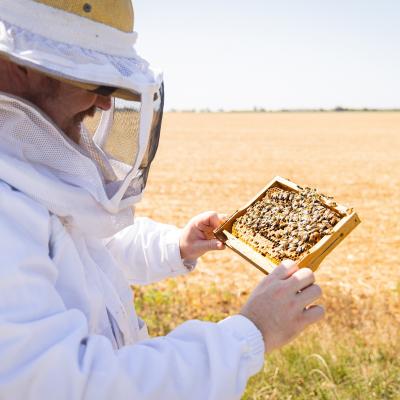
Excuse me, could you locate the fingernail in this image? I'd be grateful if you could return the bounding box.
[281,259,297,268]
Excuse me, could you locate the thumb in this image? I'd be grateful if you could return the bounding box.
[197,239,225,253]
[270,259,298,280]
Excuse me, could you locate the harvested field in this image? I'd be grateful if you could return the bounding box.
[134,111,400,399]
[137,111,400,295]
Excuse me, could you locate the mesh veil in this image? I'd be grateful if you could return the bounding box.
[83,83,164,200]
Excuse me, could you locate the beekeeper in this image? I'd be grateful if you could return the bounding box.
[0,1,325,399]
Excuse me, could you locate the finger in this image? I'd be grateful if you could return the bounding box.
[209,214,224,230]
[270,259,298,280]
[214,240,226,251]
[197,239,225,253]
[296,284,322,309]
[217,213,228,223]
[289,268,315,292]
[196,212,221,231]
[302,305,325,326]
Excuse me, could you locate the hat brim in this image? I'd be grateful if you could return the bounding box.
[0,51,142,102]
[0,16,162,102]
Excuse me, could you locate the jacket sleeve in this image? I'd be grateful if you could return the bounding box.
[0,185,265,400]
[106,216,196,285]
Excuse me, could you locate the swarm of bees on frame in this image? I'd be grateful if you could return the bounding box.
[232,187,342,262]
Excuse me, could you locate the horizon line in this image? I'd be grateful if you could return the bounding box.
[164,107,400,113]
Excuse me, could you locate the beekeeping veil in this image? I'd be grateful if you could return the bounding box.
[0,0,164,235]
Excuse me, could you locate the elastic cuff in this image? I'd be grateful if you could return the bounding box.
[164,228,197,273]
[218,315,265,375]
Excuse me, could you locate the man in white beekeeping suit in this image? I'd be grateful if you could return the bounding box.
[0,1,325,399]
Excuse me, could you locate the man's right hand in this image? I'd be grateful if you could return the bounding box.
[240,260,325,353]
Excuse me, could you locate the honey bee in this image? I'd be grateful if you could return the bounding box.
[232,187,341,262]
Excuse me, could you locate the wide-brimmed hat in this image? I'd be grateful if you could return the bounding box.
[0,0,162,100]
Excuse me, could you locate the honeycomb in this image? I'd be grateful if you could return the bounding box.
[232,187,342,261]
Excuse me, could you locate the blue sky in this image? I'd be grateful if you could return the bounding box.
[134,1,400,110]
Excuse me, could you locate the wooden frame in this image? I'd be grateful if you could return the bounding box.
[214,176,361,274]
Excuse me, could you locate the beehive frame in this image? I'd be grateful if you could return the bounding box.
[214,176,361,274]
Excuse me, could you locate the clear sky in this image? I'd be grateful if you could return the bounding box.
[134,1,400,111]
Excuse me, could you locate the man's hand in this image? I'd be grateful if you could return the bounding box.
[240,260,324,353]
[179,212,226,260]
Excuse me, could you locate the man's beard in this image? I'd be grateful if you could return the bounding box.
[67,105,98,143]
[26,78,99,144]
[74,105,97,123]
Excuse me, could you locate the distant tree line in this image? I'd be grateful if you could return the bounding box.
[165,106,400,113]
[115,106,400,113]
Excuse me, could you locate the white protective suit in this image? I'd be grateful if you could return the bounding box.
[0,93,264,399]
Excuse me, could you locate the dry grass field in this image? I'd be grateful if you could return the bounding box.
[134,112,400,399]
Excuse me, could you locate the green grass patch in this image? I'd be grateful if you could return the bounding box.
[134,281,400,399]
[243,337,399,399]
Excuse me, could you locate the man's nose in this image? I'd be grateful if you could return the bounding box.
[95,95,112,111]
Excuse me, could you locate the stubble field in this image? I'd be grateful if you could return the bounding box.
[134,112,400,399]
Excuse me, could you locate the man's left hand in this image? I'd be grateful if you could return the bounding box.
[179,212,226,260]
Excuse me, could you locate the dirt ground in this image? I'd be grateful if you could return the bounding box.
[136,111,400,297]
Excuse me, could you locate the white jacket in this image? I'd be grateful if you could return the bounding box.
[0,93,264,400]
